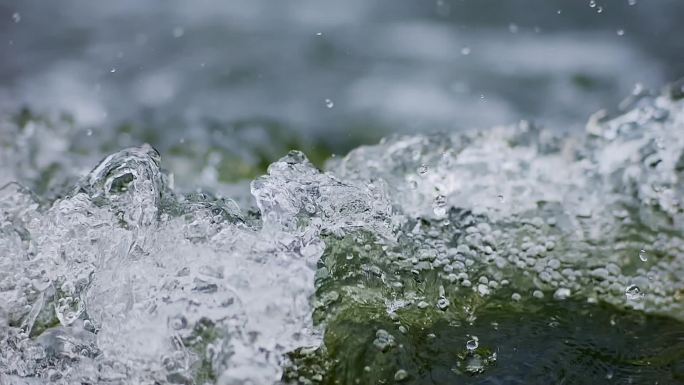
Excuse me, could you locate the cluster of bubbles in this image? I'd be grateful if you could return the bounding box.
[1,80,684,383]
[324,80,684,322]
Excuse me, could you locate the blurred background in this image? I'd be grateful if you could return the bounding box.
[1,0,683,186]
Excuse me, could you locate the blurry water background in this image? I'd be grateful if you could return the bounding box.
[1,0,683,186]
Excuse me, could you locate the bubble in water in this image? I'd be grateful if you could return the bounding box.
[461,47,471,56]
[373,329,395,351]
[625,285,644,300]
[325,98,334,108]
[639,249,648,262]
[466,337,479,351]
[394,369,409,381]
[433,194,447,217]
[12,12,21,23]
[553,287,571,300]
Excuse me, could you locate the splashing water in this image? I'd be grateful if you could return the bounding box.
[1,81,684,383]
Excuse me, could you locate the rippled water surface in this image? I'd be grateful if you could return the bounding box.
[1,1,684,384]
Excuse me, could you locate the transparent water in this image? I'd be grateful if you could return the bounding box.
[1,81,683,384]
[2,1,684,384]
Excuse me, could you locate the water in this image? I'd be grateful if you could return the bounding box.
[1,79,684,383]
[2,0,684,180]
[2,1,684,384]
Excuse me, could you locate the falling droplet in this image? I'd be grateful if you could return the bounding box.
[173,27,185,38]
[617,29,625,36]
[433,194,447,217]
[325,98,334,109]
[625,285,644,300]
[86,129,93,137]
[315,32,322,36]
[628,0,636,5]
[417,164,428,175]
[497,194,504,202]
[508,23,519,33]
[12,12,21,23]
[557,9,562,14]
[589,0,596,8]
[596,6,603,13]
[638,249,648,262]
[461,47,471,56]
[110,68,117,73]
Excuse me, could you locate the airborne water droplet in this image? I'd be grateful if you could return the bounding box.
[12,12,21,23]
[461,47,471,56]
[417,164,428,175]
[325,98,334,109]
[433,194,447,217]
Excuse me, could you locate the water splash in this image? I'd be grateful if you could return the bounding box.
[1,82,684,383]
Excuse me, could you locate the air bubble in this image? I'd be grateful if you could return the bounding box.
[625,285,644,301]
[466,337,479,351]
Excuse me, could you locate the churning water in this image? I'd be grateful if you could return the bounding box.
[1,80,684,384]
[2,1,684,384]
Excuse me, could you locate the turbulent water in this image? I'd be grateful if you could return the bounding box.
[1,82,684,384]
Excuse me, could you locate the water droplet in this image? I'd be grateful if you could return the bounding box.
[628,0,636,5]
[625,284,644,300]
[110,68,117,73]
[408,180,418,189]
[12,12,21,23]
[433,194,447,217]
[461,47,471,56]
[417,164,428,175]
[508,23,519,34]
[437,296,449,310]
[497,194,504,202]
[557,9,562,14]
[511,293,521,301]
[86,129,93,136]
[315,32,322,36]
[617,29,625,36]
[324,98,334,109]
[639,249,648,262]
[596,6,603,13]
[466,337,479,351]
[589,0,596,8]
[173,27,185,38]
